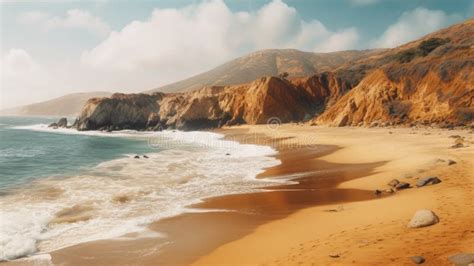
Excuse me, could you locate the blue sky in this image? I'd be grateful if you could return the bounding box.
[1,0,473,108]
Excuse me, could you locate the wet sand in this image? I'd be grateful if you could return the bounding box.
[45,128,384,266]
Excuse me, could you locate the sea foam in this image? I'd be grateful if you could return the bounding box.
[0,126,283,261]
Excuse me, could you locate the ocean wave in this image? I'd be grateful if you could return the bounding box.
[0,129,284,261]
[0,147,47,158]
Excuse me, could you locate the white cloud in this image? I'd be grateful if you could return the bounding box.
[373,7,462,48]
[3,1,362,109]
[18,9,110,36]
[351,0,379,6]
[1,49,53,109]
[314,28,359,52]
[81,0,360,74]
[2,49,39,75]
[18,11,50,24]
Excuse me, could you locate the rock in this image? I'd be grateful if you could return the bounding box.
[134,155,140,159]
[329,254,340,258]
[143,155,149,159]
[225,153,230,156]
[388,179,400,187]
[408,209,439,228]
[75,77,329,131]
[450,143,464,149]
[416,176,442,187]
[374,189,382,196]
[57,117,68,128]
[385,188,395,194]
[48,122,58,128]
[449,135,461,139]
[447,159,456,165]
[448,253,474,266]
[410,256,425,264]
[146,112,160,129]
[395,182,410,190]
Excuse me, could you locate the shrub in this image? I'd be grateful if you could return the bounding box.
[393,37,450,63]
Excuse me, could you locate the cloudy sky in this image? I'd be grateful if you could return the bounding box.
[1,0,473,109]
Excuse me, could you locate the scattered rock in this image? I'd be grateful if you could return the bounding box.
[408,209,439,228]
[396,182,411,190]
[411,256,426,264]
[416,176,442,187]
[388,179,400,187]
[448,253,474,266]
[134,155,140,159]
[143,155,149,159]
[451,143,464,149]
[57,117,68,128]
[447,159,457,165]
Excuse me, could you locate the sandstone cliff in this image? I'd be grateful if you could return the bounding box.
[316,19,473,127]
[76,76,343,131]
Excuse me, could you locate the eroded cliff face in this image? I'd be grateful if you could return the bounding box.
[76,76,343,131]
[75,93,163,130]
[75,19,473,131]
[315,19,474,127]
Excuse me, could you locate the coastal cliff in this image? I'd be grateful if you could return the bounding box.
[74,19,473,131]
[76,75,345,131]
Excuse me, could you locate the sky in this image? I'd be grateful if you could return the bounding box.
[1,0,473,109]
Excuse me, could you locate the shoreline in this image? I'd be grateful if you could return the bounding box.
[6,124,473,265]
[42,126,385,266]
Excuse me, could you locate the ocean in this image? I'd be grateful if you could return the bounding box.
[0,116,281,261]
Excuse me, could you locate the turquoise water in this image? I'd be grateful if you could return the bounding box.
[0,116,157,191]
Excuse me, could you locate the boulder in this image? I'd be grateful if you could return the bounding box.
[408,209,439,228]
[396,182,411,190]
[388,179,400,187]
[57,117,68,128]
[416,176,442,187]
[410,256,425,264]
[447,159,457,165]
[48,122,58,128]
[450,143,464,149]
[448,253,474,266]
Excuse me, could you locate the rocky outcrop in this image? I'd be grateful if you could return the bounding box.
[76,76,341,131]
[315,19,474,127]
[75,93,162,131]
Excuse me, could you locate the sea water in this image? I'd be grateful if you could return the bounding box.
[0,116,281,261]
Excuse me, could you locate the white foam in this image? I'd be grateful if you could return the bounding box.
[0,128,284,261]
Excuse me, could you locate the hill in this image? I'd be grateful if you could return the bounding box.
[147,49,380,93]
[1,91,112,116]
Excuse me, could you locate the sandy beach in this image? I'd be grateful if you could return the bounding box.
[7,124,473,265]
[196,124,474,265]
